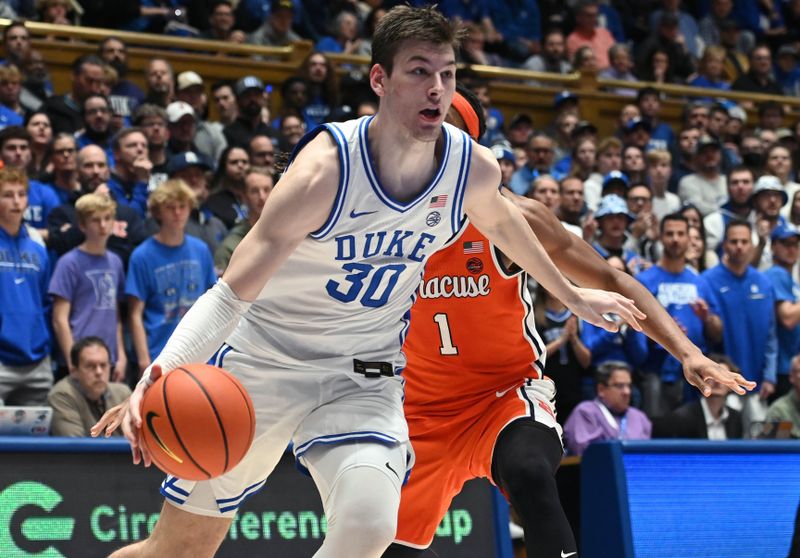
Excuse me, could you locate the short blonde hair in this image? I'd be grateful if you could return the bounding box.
[646,149,672,167]
[0,64,21,83]
[75,192,117,224]
[0,166,28,193]
[148,179,197,215]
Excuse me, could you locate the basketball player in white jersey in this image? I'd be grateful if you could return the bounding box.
[92,6,650,557]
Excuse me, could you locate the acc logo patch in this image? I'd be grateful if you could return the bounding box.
[466,257,483,274]
[426,211,441,227]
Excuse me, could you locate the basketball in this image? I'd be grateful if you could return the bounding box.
[140,364,255,481]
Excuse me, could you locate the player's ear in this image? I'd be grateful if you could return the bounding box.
[370,63,387,97]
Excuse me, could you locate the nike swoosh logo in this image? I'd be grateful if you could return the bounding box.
[496,386,515,398]
[14,277,24,284]
[145,411,184,464]
[350,209,377,218]
[385,461,399,480]
[561,552,577,557]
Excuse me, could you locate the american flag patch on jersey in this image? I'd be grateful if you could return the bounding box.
[429,195,448,208]
[463,241,484,254]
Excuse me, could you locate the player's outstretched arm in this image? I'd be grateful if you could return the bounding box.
[463,146,645,333]
[91,133,342,463]
[508,192,755,397]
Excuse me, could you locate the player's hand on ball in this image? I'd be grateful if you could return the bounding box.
[570,288,646,333]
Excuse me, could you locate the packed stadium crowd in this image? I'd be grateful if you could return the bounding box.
[0,0,798,451]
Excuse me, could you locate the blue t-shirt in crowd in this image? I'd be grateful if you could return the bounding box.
[510,165,565,196]
[125,235,216,359]
[702,263,777,385]
[636,265,717,381]
[25,180,60,230]
[764,265,800,377]
[108,174,149,219]
[0,225,51,365]
[648,121,675,152]
[580,320,648,370]
[48,248,125,364]
[0,104,23,129]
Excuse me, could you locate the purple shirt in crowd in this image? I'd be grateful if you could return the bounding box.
[563,398,652,456]
[48,248,125,363]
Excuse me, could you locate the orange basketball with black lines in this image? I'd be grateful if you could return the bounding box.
[140,364,255,481]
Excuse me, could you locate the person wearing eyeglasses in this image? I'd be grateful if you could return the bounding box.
[563,360,652,455]
[75,95,115,168]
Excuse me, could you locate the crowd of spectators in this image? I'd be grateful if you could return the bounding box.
[0,0,799,447]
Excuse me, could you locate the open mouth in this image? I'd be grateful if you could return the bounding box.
[420,108,441,122]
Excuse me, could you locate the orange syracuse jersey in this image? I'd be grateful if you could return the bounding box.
[402,222,546,413]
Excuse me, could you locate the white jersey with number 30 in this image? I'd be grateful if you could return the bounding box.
[227,116,472,375]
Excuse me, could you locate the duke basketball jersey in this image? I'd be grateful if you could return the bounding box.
[227,116,473,376]
[402,221,547,413]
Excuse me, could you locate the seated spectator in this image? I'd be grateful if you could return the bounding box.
[158,151,227,255]
[46,145,146,266]
[316,10,369,56]
[20,49,52,112]
[277,113,305,153]
[165,100,200,160]
[143,58,174,108]
[571,45,598,75]
[223,76,275,149]
[2,21,31,68]
[765,354,800,438]
[563,361,652,455]
[702,220,777,435]
[108,128,150,218]
[247,0,301,47]
[750,174,790,270]
[731,45,783,99]
[38,0,75,25]
[214,166,273,273]
[210,80,237,128]
[646,150,680,220]
[25,111,53,179]
[199,0,245,43]
[591,193,651,275]
[535,284,591,425]
[47,337,131,437]
[297,52,339,128]
[553,111,578,162]
[637,87,675,152]
[0,64,25,129]
[774,44,800,97]
[599,44,637,97]
[485,0,542,63]
[175,71,227,164]
[505,112,533,149]
[649,0,702,58]
[624,183,659,262]
[653,353,744,439]
[458,21,505,67]
[688,45,731,93]
[567,135,597,182]
[206,146,249,229]
[584,137,623,211]
[636,13,695,82]
[49,193,126,380]
[126,179,216,375]
[0,166,51,405]
[699,0,755,61]
[634,46,676,85]
[510,133,560,196]
[678,135,727,216]
[98,37,144,123]
[132,103,169,189]
[557,176,587,235]
[703,166,756,255]
[522,28,571,81]
[622,144,646,184]
[247,134,276,175]
[75,95,115,166]
[44,133,80,204]
[566,0,615,70]
[686,224,718,273]
[43,54,105,135]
